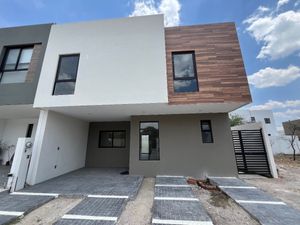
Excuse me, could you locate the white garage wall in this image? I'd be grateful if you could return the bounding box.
[27,110,89,185]
[0,118,38,165]
[34,15,168,108]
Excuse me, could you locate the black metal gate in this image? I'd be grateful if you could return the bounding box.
[232,129,272,177]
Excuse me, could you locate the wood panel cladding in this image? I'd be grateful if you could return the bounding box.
[165,23,252,105]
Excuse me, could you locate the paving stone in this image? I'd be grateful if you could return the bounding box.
[67,198,126,217]
[0,194,53,212]
[209,177,251,187]
[240,203,300,225]
[153,200,211,222]
[155,177,187,185]
[220,188,277,202]
[210,177,300,225]
[155,186,194,198]
[21,168,143,199]
[0,215,17,225]
[54,219,115,225]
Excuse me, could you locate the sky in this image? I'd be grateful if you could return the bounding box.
[0,0,299,129]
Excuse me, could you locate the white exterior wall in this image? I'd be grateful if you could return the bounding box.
[0,118,38,165]
[27,110,89,185]
[34,15,168,108]
[231,110,277,136]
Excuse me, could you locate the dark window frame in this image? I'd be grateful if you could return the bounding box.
[0,45,34,82]
[26,124,34,138]
[171,51,199,92]
[52,54,80,95]
[139,121,160,161]
[264,118,271,124]
[201,120,214,143]
[98,130,126,148]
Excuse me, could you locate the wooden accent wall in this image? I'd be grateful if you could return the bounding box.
[165,23,251,105]
[26,44,42,82]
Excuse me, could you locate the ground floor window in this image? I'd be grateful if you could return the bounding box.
[139,121,160,160]
[99,131,126,148]
[201,120,213,143]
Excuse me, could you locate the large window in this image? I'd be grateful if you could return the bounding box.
[139,122,160,160]
[99,131,126,148]
[0,46,33,83]
[201,120,213,143]
[53,54,79,95]
[172,51,198,93]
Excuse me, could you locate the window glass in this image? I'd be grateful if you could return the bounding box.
[264,118,271,124]
[100,131,113,148]
[4,49,20,70]
[172,52,198,93]
[99,131,126,148]
[57,56,79,80]
[173,53,195,78]
[0,71,27,84]
[201,120,213,143]
[139,122,159,160]
[174,79,198,93]
[53,54,79,95]
[53,81,76,95]
[113,131,126,147]
[17,48,33,70]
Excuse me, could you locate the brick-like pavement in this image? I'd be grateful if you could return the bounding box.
[210,177,300,225]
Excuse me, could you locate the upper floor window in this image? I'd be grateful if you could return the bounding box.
[264,118,271,124]
[53,54,79,95]
[251,117,256,122]
[172,51,198,93]
[0,46,33,84]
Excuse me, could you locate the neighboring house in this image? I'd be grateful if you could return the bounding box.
[0,24,52,165]
[1,15,252,184]
[231,109,297,154]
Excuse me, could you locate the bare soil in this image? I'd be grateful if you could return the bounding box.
[117,178,154,225]
[12,197,82,225]
[194,187,259,225]
[243,154,300,210]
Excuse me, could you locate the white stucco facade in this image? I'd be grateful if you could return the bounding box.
[34,15,168,108]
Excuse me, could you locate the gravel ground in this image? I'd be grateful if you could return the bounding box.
[117,178,154,225]
[193,187,259,225]
[11,197,82,225]
[243,154,300,210]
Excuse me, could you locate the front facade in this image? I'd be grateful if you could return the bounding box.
[0,24,51,165]
[0,15,251,184]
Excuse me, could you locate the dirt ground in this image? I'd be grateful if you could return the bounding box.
[194,187,259,225]
[12,197,82,225]
[243,154,300,211]
[117,178,154,225]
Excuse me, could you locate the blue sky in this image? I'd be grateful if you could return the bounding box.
[0,0,299,128]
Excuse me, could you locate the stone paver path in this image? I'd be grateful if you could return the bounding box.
[209,177,300,225]
[152,176,213,225]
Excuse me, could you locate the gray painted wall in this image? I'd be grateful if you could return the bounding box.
[129,113,238,178]
[86,122,130,168]
[0,24,52,105]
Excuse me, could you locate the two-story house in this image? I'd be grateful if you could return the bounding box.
[0,24,51,165]
[0,15,251,185]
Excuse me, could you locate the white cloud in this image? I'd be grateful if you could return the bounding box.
[277,0,290,10]
[129,0,181,27]
[244,9,300,60]
[274,109,300,118]
[248,65,300,88]
[250,100,300,110]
